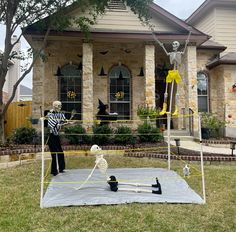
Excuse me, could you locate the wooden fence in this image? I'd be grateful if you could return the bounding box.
[4,101,32,138]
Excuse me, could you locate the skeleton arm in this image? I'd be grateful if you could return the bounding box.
[182,29,192,54]
[151,28,169,56]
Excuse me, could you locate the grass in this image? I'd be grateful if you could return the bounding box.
[0,155,236,232]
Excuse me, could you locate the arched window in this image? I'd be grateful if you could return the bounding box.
[109,65,131,119]
[59,64,82,119]
[197,71,209,112]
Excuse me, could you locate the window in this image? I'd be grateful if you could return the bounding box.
[197,71,209,112]
[59,64,82,119]
[109,65,131,120]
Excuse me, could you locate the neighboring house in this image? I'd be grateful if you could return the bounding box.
[2,35,21,103]
[23,0,236,138]
[186,0,236,137]
[19,85,32,101]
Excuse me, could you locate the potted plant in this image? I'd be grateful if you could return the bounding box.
[201,112,227,139]
[232,83,236,92]
[137,105,159,121]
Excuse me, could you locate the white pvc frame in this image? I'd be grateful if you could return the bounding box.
[39,113,206,208]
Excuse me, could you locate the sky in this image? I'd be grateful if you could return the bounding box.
[0,0,206,89]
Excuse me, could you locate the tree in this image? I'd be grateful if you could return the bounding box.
[0,0,152,142]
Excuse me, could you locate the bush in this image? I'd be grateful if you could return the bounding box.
[137,122,162,143]
[64,125,90,144]
[114,126,135,145]
[11,127,38,144]
[201,113,227,138]
[92,125,113,145]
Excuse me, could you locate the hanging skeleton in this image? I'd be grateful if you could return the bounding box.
[151,27,192,116]
[76,145,162,195]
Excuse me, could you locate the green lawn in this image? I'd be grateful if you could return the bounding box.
[0,156,235,232]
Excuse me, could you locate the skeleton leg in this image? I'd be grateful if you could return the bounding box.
[159,84,168,116]
[119,177,161,188]
[75,163,98,190]
[172,91,179,116]
[107,176,162,194]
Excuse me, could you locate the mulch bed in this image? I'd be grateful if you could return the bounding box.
[0,141,236,162]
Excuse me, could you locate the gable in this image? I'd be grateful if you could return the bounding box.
[24,1,208,46]
[67,1,204,35]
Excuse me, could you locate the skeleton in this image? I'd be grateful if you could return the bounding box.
[47,101,76,175]
[76,145,162,195]
[75,144,108,190]
[183,164,190,177]
[151,28,192,116]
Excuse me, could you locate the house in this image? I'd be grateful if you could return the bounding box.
[186,0,236,137]
[23,0,236,138]
[2,35,21,103]
[19,85,32,101]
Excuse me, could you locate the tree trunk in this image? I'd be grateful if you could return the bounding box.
[0,111,5,144]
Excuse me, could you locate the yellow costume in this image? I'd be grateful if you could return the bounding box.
[159,70,181,116]
[166,70,181,84]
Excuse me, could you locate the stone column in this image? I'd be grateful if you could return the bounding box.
[32,41,45,125]
[185,45,198,134]
[82,42,93,130]
[144,44,155,108]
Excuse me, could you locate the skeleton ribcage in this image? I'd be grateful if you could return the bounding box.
[97,157,108,175]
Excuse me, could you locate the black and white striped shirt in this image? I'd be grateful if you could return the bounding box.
[47,110,67,135]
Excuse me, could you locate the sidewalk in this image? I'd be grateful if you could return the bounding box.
[170,140,232,155]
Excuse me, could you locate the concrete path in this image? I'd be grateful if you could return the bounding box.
[170,140,232,155]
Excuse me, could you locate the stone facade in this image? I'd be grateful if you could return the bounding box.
[31,38,196,131]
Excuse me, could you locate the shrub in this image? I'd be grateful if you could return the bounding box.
[11,127,38,144]
[137,122,162,143]
[114,126,135,145]
[64,125,90,144]
[92,125,113,145]
[137,105,159,120]
[201,113,227,138]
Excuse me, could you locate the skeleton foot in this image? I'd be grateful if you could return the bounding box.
[152,189,162,194]
[108,175,118,192]
[152,178,162,194]
[159,103,168,115]
[172,107,178,116]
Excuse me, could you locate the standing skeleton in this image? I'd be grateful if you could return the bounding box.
[76,145,162,194]
[151,28,192,116]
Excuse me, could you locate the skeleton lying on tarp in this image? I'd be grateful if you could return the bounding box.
[75,145,162,195]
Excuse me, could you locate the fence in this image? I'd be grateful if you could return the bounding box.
[4,101,32,138]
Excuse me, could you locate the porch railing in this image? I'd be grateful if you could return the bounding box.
[189,108,194,136]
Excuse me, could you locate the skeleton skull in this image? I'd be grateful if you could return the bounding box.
[172,41,180,51]
[53,101,62,112]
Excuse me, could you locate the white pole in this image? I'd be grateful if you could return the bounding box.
[198,114,206,204]
[167,81,175,170]
[40,117,45,208]
[167,113,171,170]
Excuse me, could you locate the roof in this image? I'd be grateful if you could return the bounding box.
[206,52,236,69]
[23,1,209,46]
[20,85,32,95]
[186,0,236,24]
[198,40,226,51]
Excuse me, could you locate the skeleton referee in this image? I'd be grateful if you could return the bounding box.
[47,101,67,176]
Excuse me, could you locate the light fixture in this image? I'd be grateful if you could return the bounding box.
[118,70,123,80]
[98,66,107,76]
[174,138,180,155]
[78,61,82,70]
[138,67,144,77]
[54,66,63,77]
[230,142,235,156]
[100,50,109,55]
